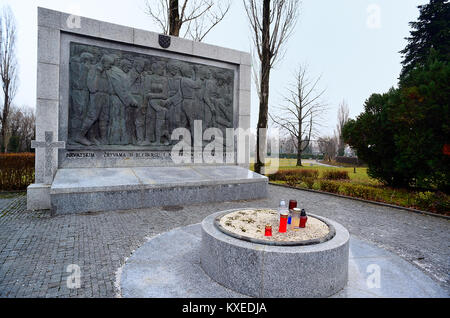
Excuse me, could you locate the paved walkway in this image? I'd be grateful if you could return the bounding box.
[0,186,448,297]
[120,224,448,298]
[301,159,341,167]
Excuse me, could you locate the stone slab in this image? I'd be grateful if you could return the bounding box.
[120,223,449,298]
[50,166,268,214]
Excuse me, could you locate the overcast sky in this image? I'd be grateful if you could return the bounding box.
[1,0,427,137]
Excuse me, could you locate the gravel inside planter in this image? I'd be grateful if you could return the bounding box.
[215,208,335,246]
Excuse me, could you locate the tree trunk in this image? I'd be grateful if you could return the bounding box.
[1,94,10,154]
[169,0,181,36]
[296,136,302,166]
[1,123,5,153]
[254,0,271,175]
[296,97,303,166]
[1,123,9,153]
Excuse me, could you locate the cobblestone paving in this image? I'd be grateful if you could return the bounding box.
[0,186,449,298]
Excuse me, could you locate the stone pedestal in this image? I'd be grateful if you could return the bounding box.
[201,210,350,297]
[50,166,268,214]
[27,183,51,210]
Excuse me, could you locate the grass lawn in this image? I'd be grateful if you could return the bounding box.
[251,158,376,184]
[251,158,449,216]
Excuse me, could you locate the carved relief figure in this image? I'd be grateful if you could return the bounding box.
[147,60,170,145]
[212,69,233,129]
[73,54,114,146]
[166,60,184,135]
[129,59,147,144]
[107,59,138,145]
[68,42,235,149]
[179,63,202,143]
[69,52,94,140]
[195,65,217,129]
[119,59,136,144]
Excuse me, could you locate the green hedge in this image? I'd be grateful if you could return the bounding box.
[0,153,35,191]
[322,170,350,180]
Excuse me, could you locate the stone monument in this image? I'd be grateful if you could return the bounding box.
[27,7,267,213]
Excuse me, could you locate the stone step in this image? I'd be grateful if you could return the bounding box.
[50,166,268,214]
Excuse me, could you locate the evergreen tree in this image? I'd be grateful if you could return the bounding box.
[399,0,449,81]
[343,0,450,191]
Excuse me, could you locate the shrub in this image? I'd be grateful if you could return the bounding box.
[0,153,35,191]
[268,169,319,182]
[414,191,435,209]
[339,183,382,201]
[414,191,450,214]
[319,180,340,193]
[298,169,319,180]
[267,169,294,181]
[433,192,450,214]
[322,170,350,180]
[303,177,316,189]
[285,175,300,187]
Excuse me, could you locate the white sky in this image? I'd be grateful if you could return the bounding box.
[1,0,427,137]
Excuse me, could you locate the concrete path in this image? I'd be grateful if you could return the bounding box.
[301,159,340,167]
[0,185,448,297]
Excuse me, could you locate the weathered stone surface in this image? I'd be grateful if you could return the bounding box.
[240,52,252,66]
[26,183,51,210]
[37,7,61,29]
[98,21,134,44]
[50,166,268,214]
[238,89,251,116]
[31,131,66,185]
[162,35,193,55]
[133,28,158,47]
[239,65,252,91]
[60,11,101,38]
[37,26,60,64]
[34,99,60,183]
[37,62,59,100]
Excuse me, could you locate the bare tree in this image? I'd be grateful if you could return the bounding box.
[270,65,327,166]
[144,0,230,41]
[7,105,35,152]
[244,0,300,174]
[318,135,338,162]
[279,134,296,154]
[0,6,18,153]
[336,99,349,156]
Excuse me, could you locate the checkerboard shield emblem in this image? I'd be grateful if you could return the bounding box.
[159,34,171,48]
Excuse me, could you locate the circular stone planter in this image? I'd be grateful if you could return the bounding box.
[200,209,350,298]
[215,210,336,246]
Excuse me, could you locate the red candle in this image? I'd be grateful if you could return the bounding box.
[289,200,297,210]
[265,225,272,236]
[279,213,288,233]
[299,209,308,228]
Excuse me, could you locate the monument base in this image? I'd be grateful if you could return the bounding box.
[27,183,51,211]
[48,166,268,214]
